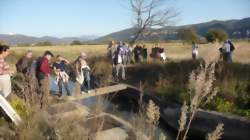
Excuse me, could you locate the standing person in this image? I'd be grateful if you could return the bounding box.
[142,45,148,62]
[123,43,129,65]
[36,51,54,109]
[192,42,198,60]
[16,50,33,75]
[159,48,167,63]
[107,41,116,61]
[74,53,91,93]
[222,40,231,62]
[113,47,125,81]
[0,45,13,98]
[16,50,39,102]
[52,55,71,97]
[127,45,134,64]
[134,45,142,63]
[228,40,235,62]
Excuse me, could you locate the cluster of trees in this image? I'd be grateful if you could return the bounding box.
[178,28,229,43]
[70,40,83,45]
[205,29,228,42]
[35,41,53,46]
[16,40,85,47]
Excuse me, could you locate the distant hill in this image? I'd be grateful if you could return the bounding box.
[1,17,249,45]
[0,34,99,45]
[94,17,250,42]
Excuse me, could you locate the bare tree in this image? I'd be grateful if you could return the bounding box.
[129,0,177,44]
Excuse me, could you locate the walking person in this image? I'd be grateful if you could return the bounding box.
[0,44,13,98]
[192,41,198,60]
[113,47,126,81]
[52,55,71,97]
[74,53,91,94]
[36,51,54,109]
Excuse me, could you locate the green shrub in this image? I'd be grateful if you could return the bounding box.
[10,97,33,119]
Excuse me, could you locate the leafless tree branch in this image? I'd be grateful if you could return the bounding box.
[129,0,178,44]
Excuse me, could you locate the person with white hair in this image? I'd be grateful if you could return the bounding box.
[74,52,91,93]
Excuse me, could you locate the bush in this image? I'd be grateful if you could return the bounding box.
[70,40,82,45]
[10,96,33,119]
[205,29,228,42]
[35,41,53,46]
[90,57,113,87]
[178,28,199,43]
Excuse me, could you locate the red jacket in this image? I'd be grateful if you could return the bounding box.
[38,57,50,76]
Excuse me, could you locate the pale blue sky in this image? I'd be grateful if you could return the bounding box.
[0,0,249,37]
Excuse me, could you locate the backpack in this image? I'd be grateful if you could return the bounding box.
[229,41,235,52]
[35,57,45,80]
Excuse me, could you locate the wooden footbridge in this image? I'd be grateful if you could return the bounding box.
[66,83,139,101]
[0,83,140,125]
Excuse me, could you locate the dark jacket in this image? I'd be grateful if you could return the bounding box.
[16,57,32,74]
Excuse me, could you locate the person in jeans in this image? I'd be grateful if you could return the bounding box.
[53,55,71,97]
[0,44,13,98]
[36,51,54,109]
[74,53,91,93]
[113,47,125,81]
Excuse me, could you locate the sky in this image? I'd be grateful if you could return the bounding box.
[0,0,249,37]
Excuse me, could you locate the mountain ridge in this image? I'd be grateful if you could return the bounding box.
[1,17,249,45]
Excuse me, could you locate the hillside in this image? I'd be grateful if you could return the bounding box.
[94,17,250,42]
[0,34,99,45]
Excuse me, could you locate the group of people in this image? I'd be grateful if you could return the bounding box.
[107,41,148,81]
[0,40,236,108]
[0,44,92,109]
[107,41,169,81]
[220,40,235,62]
[191,40,235,62]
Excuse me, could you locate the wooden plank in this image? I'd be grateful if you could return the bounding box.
[0,95,22,125]
[66,84,128,101]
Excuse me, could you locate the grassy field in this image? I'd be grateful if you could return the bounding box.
[8,41,250,65]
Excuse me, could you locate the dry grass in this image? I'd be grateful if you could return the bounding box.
[176,61,219,140]
[7,41,250,71]
[206,123,224,140]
